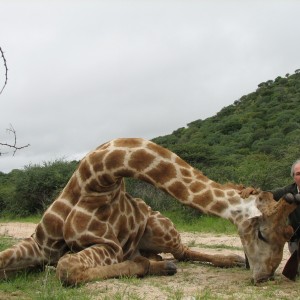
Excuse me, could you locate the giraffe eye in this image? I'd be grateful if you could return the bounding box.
[258,229,268,243]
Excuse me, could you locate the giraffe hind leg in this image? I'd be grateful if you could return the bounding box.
[181,248,245,268]
[0,237,46,279]
[138,210,245,268]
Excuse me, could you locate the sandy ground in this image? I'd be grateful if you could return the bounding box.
[0,222,295,299]
[0,222,36,239]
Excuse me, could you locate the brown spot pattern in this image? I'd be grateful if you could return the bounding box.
[108,207,120,225]
[129,149,156,171]
[51,200,71,219]
[42,212,64,238]
[193,171,209,182]
[86,178,100,191]
[35,224,46,244]
[79,159,92,181]
[114,138,142,148]
[63,176,81,205]
[89,150,107,173]
[210,201,229,214]
[180,168,192,177]
[190,181,206,193]
[114,169,135,178]
[211,182,222,189]
[147,142,172,159]
[227,190,235,197]
[228,196,241,205]
[193,190,213,208]
[168,181,189,201]
[175,156,190,168]
[78,196,109,210]
[88,220,107,236]
[214,189,225,198]
[183,178,193,184]
[118,215,129,240]
[73,211,91,233]
[105,149,126,170]
[146,161,176,184]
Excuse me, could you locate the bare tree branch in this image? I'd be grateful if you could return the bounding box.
[0,125,30,156]
[0,47,8,95]
[0,47,30,157]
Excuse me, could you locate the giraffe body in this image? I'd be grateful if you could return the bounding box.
[0,138,297,284]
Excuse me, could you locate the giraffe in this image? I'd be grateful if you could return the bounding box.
[0,138,298,285]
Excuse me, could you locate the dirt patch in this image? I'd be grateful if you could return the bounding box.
[0,222,36,239]
[0,223,295,299]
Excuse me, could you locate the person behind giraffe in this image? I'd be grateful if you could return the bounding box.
[240,159,300,274]
[271,159,300,255]
[241,159,300,255]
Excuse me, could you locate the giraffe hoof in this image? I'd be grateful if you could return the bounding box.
[164,261,177,275]
[148,260,177,276]
[230,255,246,268]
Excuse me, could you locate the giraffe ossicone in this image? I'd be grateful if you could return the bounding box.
[0,138,297,285]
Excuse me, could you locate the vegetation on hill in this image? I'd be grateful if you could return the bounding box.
[0,70,299,217]
[153,70,300,189]
[0,160,78,217]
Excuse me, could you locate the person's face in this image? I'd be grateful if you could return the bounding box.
[293,163,300,188]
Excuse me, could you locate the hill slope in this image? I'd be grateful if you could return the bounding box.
[153,70,300,189]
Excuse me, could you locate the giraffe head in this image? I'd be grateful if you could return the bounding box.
[237,192,300,284]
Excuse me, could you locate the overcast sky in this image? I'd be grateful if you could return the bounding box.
[0,1,300,173]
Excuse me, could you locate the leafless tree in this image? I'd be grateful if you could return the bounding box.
[0,46,30,156]
[0,124,30,156]
[0,47,8,95]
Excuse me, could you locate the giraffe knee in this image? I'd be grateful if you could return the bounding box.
[132,256,150,277]
[56,254,86,286]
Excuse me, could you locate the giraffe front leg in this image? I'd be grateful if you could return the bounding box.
[56,255,148,286]
[182,248,245,268]
[56,245,166,286]
[0,237,45,279]
[56,245,177,286]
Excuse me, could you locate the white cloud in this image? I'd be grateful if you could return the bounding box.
[1,0,300,172]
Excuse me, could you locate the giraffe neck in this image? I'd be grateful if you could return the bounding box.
[76,138,260,225]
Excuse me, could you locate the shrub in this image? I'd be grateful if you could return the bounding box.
[2,160,78,217]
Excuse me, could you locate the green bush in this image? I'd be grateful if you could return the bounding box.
[0,160,78,217]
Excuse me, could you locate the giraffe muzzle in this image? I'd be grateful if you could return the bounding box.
[252,273,275,284]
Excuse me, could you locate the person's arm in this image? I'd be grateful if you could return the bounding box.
[239,185,292,200]
[270,184,296,201]
[269,187,286,201]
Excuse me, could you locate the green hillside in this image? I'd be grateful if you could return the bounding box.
[153,70,300,190]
